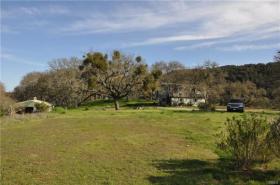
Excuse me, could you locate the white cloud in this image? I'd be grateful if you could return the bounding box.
[1,5,71,34]
[19,7,40,15]
[0,52,46,67]
[59,0,280,47]
[2,1,280,47]
[60,1,211,34]
[174,27,280,50]
[199,2,279,36]
[218,43,280,51]
[126,34,227,47]
[151,1,279,46]
[174,42,216,51]
[2,5,70,18]
[1,25,19,34]
[48,6,70,15]
[2,7,41,18]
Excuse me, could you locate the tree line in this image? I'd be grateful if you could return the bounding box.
[1,50,279,112]
[158,51,280,108]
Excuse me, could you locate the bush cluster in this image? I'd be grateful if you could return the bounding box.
[53,107,67,114]
[0,95,15,116]
[267,117,280,158]
[218,114,280,170]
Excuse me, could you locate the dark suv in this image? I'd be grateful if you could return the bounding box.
[227,99,244,112]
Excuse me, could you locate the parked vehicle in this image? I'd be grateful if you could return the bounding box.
[227,99,244,112]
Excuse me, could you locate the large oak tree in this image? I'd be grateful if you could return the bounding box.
[80,51,147,110]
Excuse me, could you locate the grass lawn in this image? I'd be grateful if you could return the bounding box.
[1,105,280,185]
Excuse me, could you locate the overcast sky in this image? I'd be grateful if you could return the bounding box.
[1,0,280,91]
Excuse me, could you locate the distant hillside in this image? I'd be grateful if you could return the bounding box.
[221,62,280,97]
[163,61,280,93]
[160,60,280,107]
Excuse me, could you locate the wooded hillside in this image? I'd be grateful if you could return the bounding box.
[221,61,280,98]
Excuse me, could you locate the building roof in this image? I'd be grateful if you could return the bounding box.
[15,98,52,108]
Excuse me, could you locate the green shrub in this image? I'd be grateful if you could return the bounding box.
[218,114,271,170]
[253,97,271,108]
[53,107,66,114]
[35,103,49,112]
[267,117,280,158]
[0,96,15,116]
[198,102,216,111]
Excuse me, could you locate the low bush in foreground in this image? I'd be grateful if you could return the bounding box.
[218,114,279,170]
[267,117,280,158]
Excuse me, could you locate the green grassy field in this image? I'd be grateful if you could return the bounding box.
[1,105,280,185]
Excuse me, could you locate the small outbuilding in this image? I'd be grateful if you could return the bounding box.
[15,97,52,113]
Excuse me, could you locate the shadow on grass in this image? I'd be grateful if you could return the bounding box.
[148,159,280,185]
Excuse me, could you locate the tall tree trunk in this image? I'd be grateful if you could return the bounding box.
[114,99,120,110]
